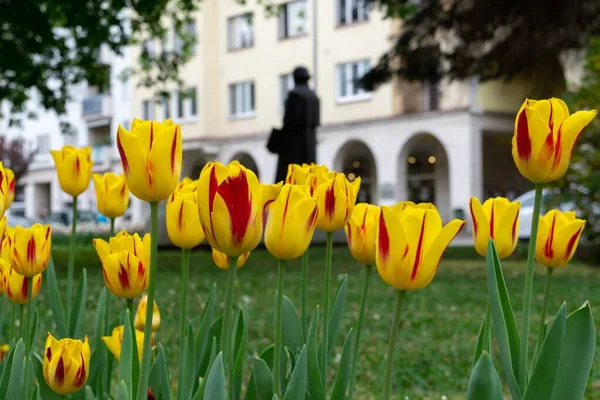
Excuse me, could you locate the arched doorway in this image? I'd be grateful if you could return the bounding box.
[398,133,450,220]
[231,152,260,181]
[333,140,377,204]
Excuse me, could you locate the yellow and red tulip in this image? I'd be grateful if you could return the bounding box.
[0,163,9,218]
[285,164,311,185]
[134,294,161,332]
[166,179,204,249]
[536,210,585,268]
[93,173,130,219]
[3,266,42,304]
[345,203,381,266]
[265,184,319,260]
[197,161,263,257]
[469,197,520,259]
[0,344,8,361]
[5,168,15,210]
[43,334,91,395]
[315,172,361,232]
[50,146,93,197]
[212,248,250,270]
[93,231,151,299]
[102,325,153,362]
[10,224,52,277]
[117,119,182,202]
[376,206,464,290]
[512,98,597,183]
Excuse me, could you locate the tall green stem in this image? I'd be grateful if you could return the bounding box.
[348,265,372,400]
[536,268,554,349]
[383,290,407,400]
[66,196,78,313]
[136,201,159,400]
[126,299,134,316]
[273,259,286,397]
[222,258,237,400]
[9,302,15,342]
[177,248,191,400]
[301,251,308,339]
[23,277,33,399]
[19,305,24,339]
[320,232,333,392]
[518,183,543,389]
[483,302,491,354]
[110,217,115,237]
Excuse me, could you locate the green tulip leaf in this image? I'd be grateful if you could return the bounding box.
[283,345,307,400]
[306,307,324,400]
[233,308,249,400]
[523,303,566,400]
[118,310,140,400]
[195,284,217,379]
[472,310,491,367]
[195,337,219,400]
[149,343,172,400]
[45,257,68,338]
[245,344,275,400]
[550,302,596,400]
[5,339,25,400]
[179,322,196,400]
[69,268,88,338]
[485,240,521,399]
[282,296,304,353]
[116,380,130,400]
[28,308,39,353]
[466,352,503,400]
[203,352,226,400]
[331,328,354,400]
[252,354,274,400]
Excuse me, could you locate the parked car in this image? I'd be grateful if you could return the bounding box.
[516,189,575,239]
[47,210,109,234]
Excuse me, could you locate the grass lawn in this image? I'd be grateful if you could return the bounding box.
[40,244,600,400]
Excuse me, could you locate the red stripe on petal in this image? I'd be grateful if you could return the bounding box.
[469,200,478,236]
[55,357,65,388]
[170,126,178,175]
[410,213,427,281]
[565,226,583,260]
[281,189,292,232]
[511,209,519,245]
[377,212,390,263]
[74,354,86,388]
[516,107,532,160]
[489,199,495,239]
[21,277,28,299]
[178,202,184,231]
[75,157,81,177]
[45,346,52,362]
[149,121,154,151]
[117,135,129,175]
[27,236,36,265]
[216,170,252,246]
[306,207,318,233]
[325,184,335,219]
[118,263,130,289]
[138,260,145,279]
[544,213,557,259]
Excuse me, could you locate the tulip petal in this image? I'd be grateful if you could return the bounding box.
[401,209,442,282]
[147,124,182,199]
[554,220,585,265]
[469,197,490,258]
[495,202,520,259]
[376,207,409,290]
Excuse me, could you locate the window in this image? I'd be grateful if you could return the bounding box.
[278,1,308,39]
[142,100,154,120]
[176,91,184,119]
[229,81,255,118]
[160,96,171,120]
[175,21,197,55]
[228,14,254,50]
[338,0,369,25]
[188,87,197,116]
[36,134,50,155]
[279,73,294,110]
[336,60,372,102]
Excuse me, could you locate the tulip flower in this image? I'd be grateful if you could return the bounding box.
[93,231,151,299]
[469,197,520,259]
[536,210,585,268]
[4,266,42,304]
[261,182,284,222]
[166,179,204,249]
[512,98,597,183]
[265,184,319,260]
[0,216,5,244]
[212,248,250,270]
[117,119,182,202]
[197,160,263,257]
[0,344,8,361]
[345,204,380,266]
[315,172,361,232]
[50,146,93,197]
[376,206,464,291]
[93,173,130,219]
[285,164,311,185]
[134,294,161,332]
[43,334,91,395]
[0,163,9,218]
[102,325,153,362]
[10,224,52,277]
[5,168,15,210]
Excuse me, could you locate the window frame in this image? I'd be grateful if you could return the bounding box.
[227,13,254,51]
[278,0,309,39]
[337,0,369,26]
[142,99,154,120]
[335,59,373,103]
[228,81,256,119]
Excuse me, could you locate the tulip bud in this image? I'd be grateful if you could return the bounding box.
[212,248,250,270]
[50,146,93,197]
[93,172,130,219]
[376,206,464,290]
[0,344,8,361]
[102,325,153,362]
[10,224,52,277]
[315,172,361,232]
[4,266,42,304]
[166,179,204,249]
[117,119,182,202]
[469,197,520,259]
[43,334,91,395]
[197,161,263,257]
[535,210,585,268]
[265,184,318,260]
[5,168,15,210]
[134,294,161,331]
[512,98,597,183]
[93,231,151,299]
[345,204,380,266]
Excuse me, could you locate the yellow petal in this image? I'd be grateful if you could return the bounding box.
[375,206,410,290]
[494,201,520,259]
[469,197,490,258]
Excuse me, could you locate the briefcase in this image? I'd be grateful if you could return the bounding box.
[266,127,283,154]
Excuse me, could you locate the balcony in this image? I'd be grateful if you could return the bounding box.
[91,145,112,171]
[82,94,112,128]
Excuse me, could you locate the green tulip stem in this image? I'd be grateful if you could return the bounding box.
[136,201,159,400]
[273,259,286,397]
[519,183,544,389]
[383,289,407,400]
[483,302,491,354]
[110,217,115,237]
[8,301,15,342]
[19,304,24,339]
[23,277,33,399]
[321,231,333,391]
[348,264,373,400]
[301,250,308,339]
[177,248,191,400]
[222,257,237,400]
[536,268,554,350]
[66,195,78,313]
[126,299,134,316]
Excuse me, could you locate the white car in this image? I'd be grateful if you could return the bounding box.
[516,189,575,239]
